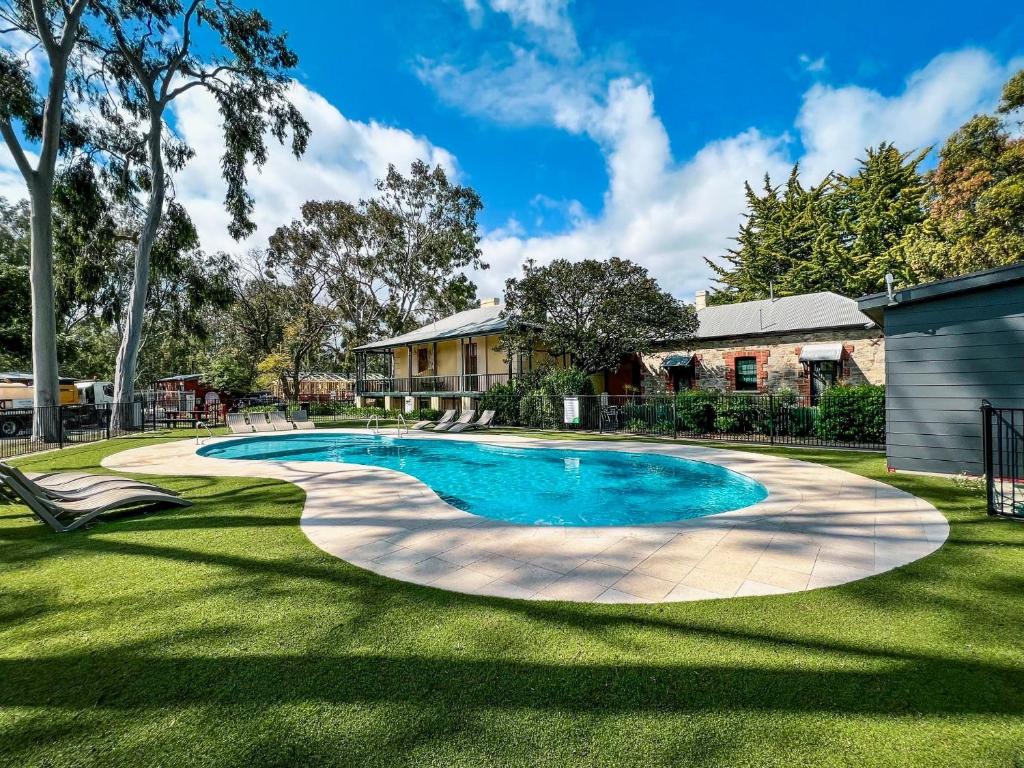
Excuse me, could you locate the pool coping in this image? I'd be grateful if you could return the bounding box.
[103,429,949,604]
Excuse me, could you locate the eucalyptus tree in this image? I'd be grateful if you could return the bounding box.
[84,0,309,426]
[1,0,91,436]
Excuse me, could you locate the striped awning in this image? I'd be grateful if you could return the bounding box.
[660,354,694,368]
[799,343,843,362]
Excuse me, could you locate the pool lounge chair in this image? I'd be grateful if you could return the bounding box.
[248,413,277,433]
[227,413,254,434]
[447,410,496,433]
[433,410,475,432]
[0,470,191,533]
[412,409,456,430]
[290,410,316,430]
[1,462,173,502]
[1,461,177,498]
[268,411,294,431]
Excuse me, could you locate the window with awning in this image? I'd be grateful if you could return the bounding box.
[798,343,843,362]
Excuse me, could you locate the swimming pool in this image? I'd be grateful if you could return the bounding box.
[199,433,768,526]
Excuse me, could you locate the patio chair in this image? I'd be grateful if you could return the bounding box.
[447,410,496,433]
[227,413,253,434]
[290,410,316,430]
[0,470,191,533]
[433,410,475,432]
[412,409,456,430]
[268,411,295,431]
[1,462,173,502]
[248,413,277,433]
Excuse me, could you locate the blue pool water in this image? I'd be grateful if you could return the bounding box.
[198,434,767,526]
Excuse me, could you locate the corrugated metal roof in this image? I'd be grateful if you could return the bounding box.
[355,301,509,350]
[695,292,874,339]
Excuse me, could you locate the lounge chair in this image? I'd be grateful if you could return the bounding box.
[268,411,294,431]
[227,413,254,434]
[1,461,177,498]
[412,409,456,431]
[248,413,276,433]
[448,410,496,433]
[433,410,475,432]
[290,410,316,430]
[0,470,191,533]
[1,462,172,501]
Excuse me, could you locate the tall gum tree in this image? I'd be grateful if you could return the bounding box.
[85,0,309,427]
[0,0,91,439]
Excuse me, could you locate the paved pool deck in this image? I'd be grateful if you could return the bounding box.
[103,429,948,604]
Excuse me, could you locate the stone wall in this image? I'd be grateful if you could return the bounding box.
[640,328,885,395]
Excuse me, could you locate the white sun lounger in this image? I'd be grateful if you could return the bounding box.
[248,413,276,433]
[227,413,254,434]
[290,410,316,430]
[268,411,295,431]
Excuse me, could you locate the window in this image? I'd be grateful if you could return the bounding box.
[417,348,429,374]
[734,356,758,391]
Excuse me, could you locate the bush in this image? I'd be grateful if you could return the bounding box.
[814,384,885,443]
[785,406,818,437]
[539,367,595,397]
[407,408,442,422]
[303,404,398,420]
[674,390,720,433]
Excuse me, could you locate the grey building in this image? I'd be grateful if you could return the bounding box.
[858,262,1024,475]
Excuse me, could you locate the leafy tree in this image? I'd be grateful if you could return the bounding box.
[899,70,1024,281]
[78,0,310,424]
[1,0,91,434]
[705,167,822,303]
[268,162,485,365]
[0,198,31,370]
[500,258,697,374]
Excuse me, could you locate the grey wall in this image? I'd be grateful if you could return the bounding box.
[884,281,1024,474]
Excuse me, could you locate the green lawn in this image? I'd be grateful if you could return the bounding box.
[1,433,1022,768]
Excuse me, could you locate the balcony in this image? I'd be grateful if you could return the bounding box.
[356,372,513,395]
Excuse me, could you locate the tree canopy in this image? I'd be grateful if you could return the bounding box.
[500,257,697,374]
[707,68,1024,303]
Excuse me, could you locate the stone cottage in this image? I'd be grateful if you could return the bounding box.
[641,291,885,402]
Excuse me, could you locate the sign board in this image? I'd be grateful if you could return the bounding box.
[563,396,580,425]
[404,396,415,414]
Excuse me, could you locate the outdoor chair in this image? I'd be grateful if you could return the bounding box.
[1,462,174,502]
[248,413,277,433]
[447,410,496,433]
[268,411,295,431]
[0,470,191,533]
[290,410,316,430]
[412,409,456,430]
[433,410,475,432]
[1,461,177,498]
[227,413,254,434]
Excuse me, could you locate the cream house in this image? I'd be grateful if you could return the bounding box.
[353,298,562,411]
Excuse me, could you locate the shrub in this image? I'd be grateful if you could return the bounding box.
[785,406,818,437]
[674,390,719,433]
[407,408,441,422]
[539,367,595,397]
[815,384,885,443]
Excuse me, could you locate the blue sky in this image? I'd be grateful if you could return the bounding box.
[2,1,1023,299]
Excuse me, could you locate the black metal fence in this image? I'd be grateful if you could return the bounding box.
[0,397,225,460]
[982,401,1024,520]
[479,392,885,450]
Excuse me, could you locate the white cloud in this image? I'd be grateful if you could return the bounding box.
[169,80,458,256]
[424,22,1019,300]
[463,0,579,58]
[798,53,827,74]
[797,48,1015,180]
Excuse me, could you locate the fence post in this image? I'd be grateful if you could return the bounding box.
[981,400,995,516]
[106,405,111,441]
[57,405,64,449]
[769,394,776,446]
[672,396,677,439]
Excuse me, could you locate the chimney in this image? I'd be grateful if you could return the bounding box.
[479,297,501,307]
[694,290,707,310]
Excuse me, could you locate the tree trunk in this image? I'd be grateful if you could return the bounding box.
[112,117,165,430]
[28,183,61,441]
